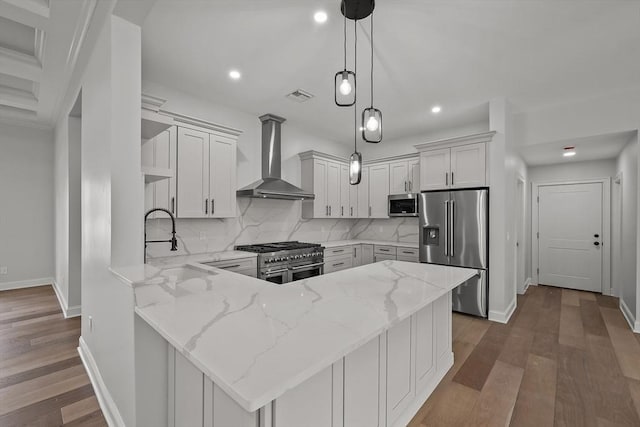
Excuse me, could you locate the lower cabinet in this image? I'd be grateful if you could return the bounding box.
[361,244,374,265]
[386,316,415,425]
[396,247,419,263]
[201,257,257,277]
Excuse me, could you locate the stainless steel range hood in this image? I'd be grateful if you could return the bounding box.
[237,114,315,200]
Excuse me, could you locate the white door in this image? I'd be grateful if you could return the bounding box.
[369,163,390,218]
[177,127,209,218]
[408,158,420,192]
[420,148,450,190]
[450,142,486,188]
[340,164,350,217]
[313,159,328,218]
[209,134,236,218]
[357,167,370,218]
[326,161,341,217]
[538,182,603,292]
[389,160,409,194]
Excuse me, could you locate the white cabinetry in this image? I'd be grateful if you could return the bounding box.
[369,163,390,218]
[416,132,495,191]
[300,154,346,219]
[202,257,257,277]
[142,126,177,217]
[340,164,351,217]
[324,246,353,274]
[344,337,383,427]
[177,128,237,218]
[397,247,419,263]
[386,316,415,426]
[274,366,333,427]
[361,244,375,265]
[357,167,370,218]
[389,158,420,194]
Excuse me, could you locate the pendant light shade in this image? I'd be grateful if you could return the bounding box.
[362,107,382,143]
[349,151,362,184]
[335,70,356,106]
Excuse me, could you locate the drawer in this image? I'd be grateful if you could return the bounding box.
[374,253,396,262]
[397,247,418,257]
[203,258,257,277]
[374,245,397,256]
[324,246,352,258]
[324,254,353,274]
[396,255,419,263]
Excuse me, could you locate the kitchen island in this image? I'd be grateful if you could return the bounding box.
[113,260,476,427]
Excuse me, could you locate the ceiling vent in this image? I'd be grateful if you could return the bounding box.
[286,89,314,103]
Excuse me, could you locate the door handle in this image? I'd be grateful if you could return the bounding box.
[445,172,448,186]
[594,234,600,238]
[594,242,600,246]
[450,200,455,256]
[451,172,454,186]
[444,200,449,256]
[211,199,215,215]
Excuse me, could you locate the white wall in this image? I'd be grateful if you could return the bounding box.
[615,136,637,326]
[0,123,54,288]
[528,159,617,183]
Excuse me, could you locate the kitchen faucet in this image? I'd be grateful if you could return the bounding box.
[144,208,178,263]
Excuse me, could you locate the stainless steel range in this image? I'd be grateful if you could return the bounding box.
[235,241,324,284]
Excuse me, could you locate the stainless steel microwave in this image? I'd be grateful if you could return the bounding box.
[388,194,419,217]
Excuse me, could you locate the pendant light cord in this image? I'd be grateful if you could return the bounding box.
[343,13,347,69]
[370,13,374,108]
[354,19,358,151]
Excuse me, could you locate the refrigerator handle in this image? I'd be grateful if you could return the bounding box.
[444,200,449,256]
[450,199,455,256]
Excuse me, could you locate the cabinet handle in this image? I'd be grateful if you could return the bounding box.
[350,207,353,216]
[341,206,344,216]
[333,262,345,267]
[219,264,241,269]
[329,205,332,216]
[326,205,329,216]
[211,199,215,215]
[452,172,454,186]
[205,199,208,214]
[353,247,357,258]
[404,181,407,192]
[445,172,448,186]
[369,206,372,217]
[379,248,390,252]
[332,249,345,253]
[409,181,412,191]
[402,251,414,254]
[171,197,175,214]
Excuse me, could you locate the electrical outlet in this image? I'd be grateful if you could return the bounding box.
[0,266,7,275]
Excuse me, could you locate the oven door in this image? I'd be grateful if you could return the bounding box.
[288,262,324,282]
[260,268,289,285]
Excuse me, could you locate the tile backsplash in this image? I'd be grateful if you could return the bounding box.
[145,198,419,259]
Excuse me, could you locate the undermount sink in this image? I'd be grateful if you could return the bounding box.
[159,265,214,282]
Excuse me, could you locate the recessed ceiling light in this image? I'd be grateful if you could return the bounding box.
[563,146,576,157]
[431,105,442,114]
[229,70,241,80]
[314,11,328,23]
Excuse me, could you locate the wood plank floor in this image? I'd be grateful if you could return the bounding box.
[0,286,107,427]
[409,285,640,427]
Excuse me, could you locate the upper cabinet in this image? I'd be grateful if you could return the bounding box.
[369,163,390,218]
[389,158,420,194]
[416,132,495,191]
[143,126,177,218]
[301,157,344,218]
[177,128,237,218]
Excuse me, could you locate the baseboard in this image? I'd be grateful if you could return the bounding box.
[78,337,125,427]
[52,280,82,318]
[0,277,54,291]
[518,277,532,295]
[619,298,640,333]
[488,297,516,324]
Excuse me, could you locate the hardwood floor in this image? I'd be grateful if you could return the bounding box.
[0,286,107,427]
[2,284,639,426]
[409,285,640,427]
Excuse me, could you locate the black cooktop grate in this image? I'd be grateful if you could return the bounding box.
[235,241,323,254]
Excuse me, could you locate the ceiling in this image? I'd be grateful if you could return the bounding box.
[0,0,97,128]
[141,0,640,145]
[519,130,636,167]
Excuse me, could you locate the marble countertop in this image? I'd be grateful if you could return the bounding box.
[319,239,419,249]
[122,260,475,412]
[147,250,258,269]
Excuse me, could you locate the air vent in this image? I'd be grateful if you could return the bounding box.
[286,89,314,103]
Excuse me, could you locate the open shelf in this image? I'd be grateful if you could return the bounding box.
[141,109,174,140]
[142,166,174,183]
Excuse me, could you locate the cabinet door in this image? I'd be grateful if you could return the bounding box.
[386,316,415,426]
[408,158,420,193]
[177,127,209,218]
[209,134,237,218]
[353,244,362,267]
[361,244,374,265]
[349,177,358,218]
[357,166,370,218]
[143,127,177,218]
[344,337,382,427]
[173,351,204,427]
[389,161,409,195]
[450,142,486,188]
[369,163,390,218]
[275,366,333,427]
[313,159,328,218]
[326,161,341,217]
[324,254,353,274]
[420,148,451,191]
[374,253,396,263]
[414,304,435,393]
[340,164,350,217]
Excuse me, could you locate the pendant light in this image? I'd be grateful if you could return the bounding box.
[362,12,382,143]
[334,13,356,106]
[349,20,362,185]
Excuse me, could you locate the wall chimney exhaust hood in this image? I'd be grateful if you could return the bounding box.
[236,114,315,200]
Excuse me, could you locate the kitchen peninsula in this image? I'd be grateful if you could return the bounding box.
[113,260,476,427]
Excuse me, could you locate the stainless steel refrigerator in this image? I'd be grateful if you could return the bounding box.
[419,188,489,317]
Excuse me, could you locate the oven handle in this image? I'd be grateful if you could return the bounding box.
[263,268,289,275]
[289,262,325,271]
